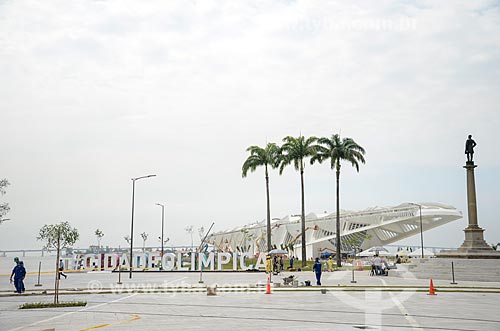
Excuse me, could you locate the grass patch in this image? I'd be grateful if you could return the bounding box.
[19,301,87,309]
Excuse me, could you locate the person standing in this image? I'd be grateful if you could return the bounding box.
[10,261,26,294]
[313,258,322,285]
[289,256,295,269]
[279,256,284,272]
[327,256,334,272]
[373,254,382,276]
[59,259,67,279]
[272,255,278,274]
[265,255,272,274]
[395,254,402,264]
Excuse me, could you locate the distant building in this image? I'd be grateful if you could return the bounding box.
[207,202,462,259]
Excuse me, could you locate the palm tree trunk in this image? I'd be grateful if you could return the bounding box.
[300,166,306,267]
[265,165,272,252]
[335,168,341,267]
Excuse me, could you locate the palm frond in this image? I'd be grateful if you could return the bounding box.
[280,135,320,173]
[316,134,366,171]
[242,143,281,177]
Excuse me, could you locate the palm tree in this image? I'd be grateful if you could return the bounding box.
[312,134,366,267]
[95,229,104,255]
[279,135,318,266]
[140,232,148,252]
[242,143,281,252]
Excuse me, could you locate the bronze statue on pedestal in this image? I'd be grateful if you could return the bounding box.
[465,135,477,163]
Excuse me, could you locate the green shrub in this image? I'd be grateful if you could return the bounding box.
[19,301,87,309]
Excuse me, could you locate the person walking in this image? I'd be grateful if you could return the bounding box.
[10,261,26,294]
[59,259,67,279]
[313,257,322,286]
[10,257,25,293]
[10,258,18,293]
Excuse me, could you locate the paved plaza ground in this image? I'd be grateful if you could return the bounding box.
[1,270,500,330]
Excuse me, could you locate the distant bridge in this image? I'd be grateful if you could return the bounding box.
[0,245,197,257]
[0,249,53,257]
[385,244,456,254]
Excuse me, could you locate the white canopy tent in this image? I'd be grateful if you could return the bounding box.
[357,249,394,257]
[408,248,435,257]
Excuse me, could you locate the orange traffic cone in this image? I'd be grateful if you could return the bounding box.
[265,275,271,294]
[427,279,437,295]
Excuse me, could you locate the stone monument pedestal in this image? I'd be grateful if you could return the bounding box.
[438,161,500,259]
[438,226,500,258]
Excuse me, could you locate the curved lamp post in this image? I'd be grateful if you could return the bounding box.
[0,218,10,224]
[408,202,424,258]
[129,174,156,279]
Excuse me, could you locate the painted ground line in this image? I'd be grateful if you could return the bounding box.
[380,278,422,330]
[77,314,140,331]
[6,293,139,331]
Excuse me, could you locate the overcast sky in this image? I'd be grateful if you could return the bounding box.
[1,0,499,250]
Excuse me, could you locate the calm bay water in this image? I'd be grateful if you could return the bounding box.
[0,253,69,275]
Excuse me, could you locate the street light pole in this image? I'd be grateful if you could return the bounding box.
[409,202,424,258]
[198,222,215,284]
[156,203,165,270]
[129,174,156,279]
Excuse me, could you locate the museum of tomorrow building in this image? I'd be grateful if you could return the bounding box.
[207,202,462,258]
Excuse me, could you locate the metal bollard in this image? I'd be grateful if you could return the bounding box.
[117,266,123,284]
[450,261,458,285]
[350,268,357,284]
[35,261,43,287]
